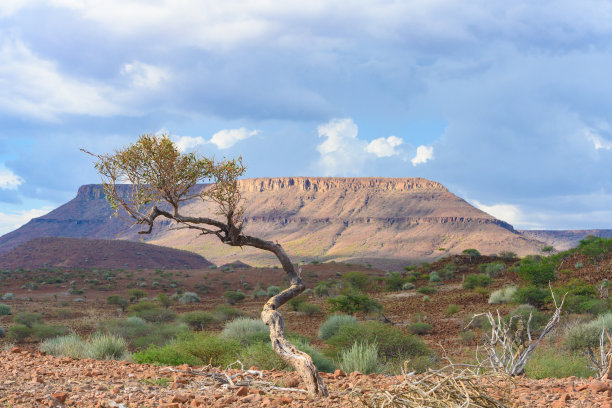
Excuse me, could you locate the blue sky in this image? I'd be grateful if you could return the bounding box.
[1,1,612,234]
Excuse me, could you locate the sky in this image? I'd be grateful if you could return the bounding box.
[1,0,612,234]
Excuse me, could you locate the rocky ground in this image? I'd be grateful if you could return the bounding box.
[1,348,612,407]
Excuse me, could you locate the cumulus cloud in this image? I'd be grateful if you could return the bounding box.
[316,118,368,175]
[366,136,403,157]
[173,136,206,152]
[121,61,169,88]
[471,200,537,228]
[586,128,612,150]
[0,167,23,189]
[411,145,434,166]
[0,207,53,235]
[210,128,259,149]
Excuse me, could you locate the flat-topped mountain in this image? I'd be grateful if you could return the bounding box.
[0,177,544,267]
[0,237,214,270]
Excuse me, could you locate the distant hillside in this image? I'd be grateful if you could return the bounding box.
[0,177,544,268]
[0,237,214,270]
[519,229,612,251]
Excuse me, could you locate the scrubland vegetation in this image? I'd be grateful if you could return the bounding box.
[1,235,611,380]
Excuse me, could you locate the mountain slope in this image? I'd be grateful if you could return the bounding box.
[519,229,612,251]
[0,177,544,267]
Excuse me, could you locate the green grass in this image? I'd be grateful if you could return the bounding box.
[525,348,594,379]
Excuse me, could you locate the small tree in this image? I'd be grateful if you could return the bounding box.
[462,248,481,262]
[84,134,327,395]
[106,295,128,312]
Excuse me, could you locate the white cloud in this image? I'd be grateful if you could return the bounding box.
[472,200,530,226]
[316,118,368,175]
[586,128,612,150]
[0,167,23,189]
[210,128,259,149]
[411,145,434,166]
[365,135,403,157]
[121,61,169,88]
[173,135,206,152]
[0,207,53,235]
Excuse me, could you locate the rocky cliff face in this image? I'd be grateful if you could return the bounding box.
[0,177,543,266]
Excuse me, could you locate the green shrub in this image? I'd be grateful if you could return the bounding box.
[222,290,245,305]
[211,305,245,322]
[1,293,14,300]
[41,334,87,358]
[498,251,517,260]
[314,281,331,297]
[293,339,335,373]
[221,318,269,345]
[407,322,433,335]
[87,333,129,360]
[428,271,440,283]
[402,282,415,290]
[106,295,128,311]
[287,295,306,311]
[298,303,321,316]
[574,262,584,269]
[483,262,505,277]
[97,317,188,349]
[342,271,371,291]
[328,292,382,314]
[13,312,43,328]
[385,273,407,291]
[525,348,594,379]
[512,286,548,307]
[339,342,381,374]
[8,324,32,342]
[32,324,67,341]
[445,304,461,315]
[128,301,157,313]
[488,285,518,304]
[128,289,147,302]
[179,292,200,304]
[564,313,612,352]
[327,321,431,361]
[180,311,215,331]
[133,307,177,323]
[416,286,436,294]
[267,286,281,297]
[318,314,358,340]
[0,304,11,315]
[238,342,289,370]
[133,334,241,367]
[506,305,548,333]
[459,331,475,344]
[516,259,556,286]
[462,274,491,289]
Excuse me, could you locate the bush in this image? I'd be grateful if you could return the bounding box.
[287,295,306,311]
[416,286,437,294]
[488,285,518,304]
[128,289,147,302]
[223,290,245,305]
[327,321,431,361]
[483,262,505,277]
[293,339,335,373]
[512,286,548,308]
[106,295,128,311]
[128,301,157,313]
[342,271,371,291]
[211,305,245,322]
[506,305,549,333]
[297,302,321,315]
[525,348,594,379]
[97,317,188,349]
[1,293,14,300]
[402,282,415,290]
[564,313,612,352]
[385,273,407,292]
[0,304,11,315]
[8,324,32,342]
[314,281,331,297]
[445,304,461,315]
[41,334,88,358]
[516,259,556,286]
[407,322,433,335]
[238,342,289,370]
[428,271,440,283]
[32,324,67,341]
[267,286,281,297]
[13,312,43,328]
[462,274,491,290]
[328,292,382,315]
[88,333,129,360]
[339,342,381,374]
[221,318,269,346]
[133,307,177,323]
[318,314,358,340]
[133,333,241,367]
[179,292,201,304]
[180,311,215,331]
[498,251,517,261]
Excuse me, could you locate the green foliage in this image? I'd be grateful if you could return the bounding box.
[222,290,245,305]
[327,292,382,315]
[157,293,173,308]
[314,281,331,297]
[416,286,437,294]
[342,271,371,291]
[97,317,188,349]
[428,271,440,283]
[512,286,549,308]
[445,304,461,315]
[287,295,306,311]
[266,286,281,297]
[525,348,594,379]
[385,273,407,291]
[13,312,43,328]
[87,333,129,360]
[462,249,481,260]
[297,302,321,315]
[326,321,431,361]
[40,334,88,358]
[293,339,335,373]
[318,314,358,340]
[32,324,67,341]
[180,311,215,331]
[211,305,245,322]
[179,292,201,304]
[578,236,612,267]
[402,282,415,290]
[106,295,128,311]
[221,318,269,346]
[133,333,241,367]
[128,301,156,313]
[407,322,433,335]
[0,303,10,315]
[127,289,147,302]
[462,274,492,289]
[498,251,517,260]
[488,285,518,304]
[237,342,289,370]
[564,313,612,352]
[506,305,549,333]
[339,342,381,374]
[516,257,556,286]
[132,307,177,323]
[8,324,32,342]
[482,262,505,277]
[574,262,584,269]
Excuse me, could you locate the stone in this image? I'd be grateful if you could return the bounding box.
[10,347,21,354]
[285,376,299,388]
[589,380,608,393]
[51,392,67,404]
[236,386,249,396]
[334,369,346,378]
[171,394,189,403]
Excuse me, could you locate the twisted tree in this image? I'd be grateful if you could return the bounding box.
[83,134,327,395]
